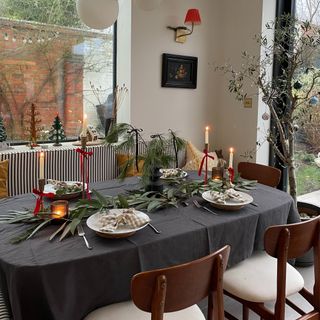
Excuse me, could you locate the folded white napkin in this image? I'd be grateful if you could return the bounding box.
[209,189,246,204]
[99,208,150,232]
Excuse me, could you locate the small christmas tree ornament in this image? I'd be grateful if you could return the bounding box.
[309,96,319,106]
[293,81,303,90]
[0,116,9,151]
[25,103,43,148]
[0,116,7,143]
[49,114,66,146]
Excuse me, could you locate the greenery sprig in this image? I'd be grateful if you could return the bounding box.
[1,178,256,243]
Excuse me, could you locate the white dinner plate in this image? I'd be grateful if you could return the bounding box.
[86,209,150,238]
[202,190,253,211]
[160,169,188,180]
[44,181,85,200]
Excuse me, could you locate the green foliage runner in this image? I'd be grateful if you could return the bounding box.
[0,177,256,244]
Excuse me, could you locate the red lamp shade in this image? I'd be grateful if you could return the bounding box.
[184,9,201,25]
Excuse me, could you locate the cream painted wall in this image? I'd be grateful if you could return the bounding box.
[214,0,263,166]
[129,0,219,149]
[117,0,276,165]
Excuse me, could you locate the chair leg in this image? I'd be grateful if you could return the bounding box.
[243,305,249,320]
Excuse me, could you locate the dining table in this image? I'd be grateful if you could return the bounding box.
[0,173,299,320]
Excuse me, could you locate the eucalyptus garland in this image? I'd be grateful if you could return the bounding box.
[0,177,256,243]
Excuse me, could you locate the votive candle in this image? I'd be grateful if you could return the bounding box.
[39,152,45,179]
[212,167,224,181]
[50,200,68,219]
[229,148,234,168]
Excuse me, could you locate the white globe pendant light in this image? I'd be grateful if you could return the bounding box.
[76,0,119,30]
[135,0,162,11]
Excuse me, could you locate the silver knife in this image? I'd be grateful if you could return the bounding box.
[77,224,93,250]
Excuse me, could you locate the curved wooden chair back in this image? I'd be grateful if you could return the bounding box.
[238,162,281,187]
[131,245,230,320]
[264,215,320,319]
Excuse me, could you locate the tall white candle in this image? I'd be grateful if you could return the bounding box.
[83,113,87,132]
[39,152,45,179]
[205,126,209,145]
[229,148,234,168]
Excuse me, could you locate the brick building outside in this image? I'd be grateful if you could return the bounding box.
[0,18,113,142]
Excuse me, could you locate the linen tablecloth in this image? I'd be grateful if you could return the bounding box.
[0,177,299,320]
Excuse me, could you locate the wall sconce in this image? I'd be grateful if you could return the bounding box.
[167,9,201,43]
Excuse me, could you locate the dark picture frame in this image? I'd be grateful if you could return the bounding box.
[161,53,198,89]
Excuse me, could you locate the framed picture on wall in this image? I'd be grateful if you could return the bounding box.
[161,53,198,89]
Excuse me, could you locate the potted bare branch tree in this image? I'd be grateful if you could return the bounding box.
[217,14,320,204]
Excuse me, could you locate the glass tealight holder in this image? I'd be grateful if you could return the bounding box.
[212,167,224,181]
[50,200,68,219]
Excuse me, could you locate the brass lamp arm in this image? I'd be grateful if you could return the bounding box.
[167,23,194,38]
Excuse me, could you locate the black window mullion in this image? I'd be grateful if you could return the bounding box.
[269,0,296,191]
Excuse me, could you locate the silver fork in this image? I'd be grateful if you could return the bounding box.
[193,200,218,215]
[77,224,93,250]
[148,223,161,234]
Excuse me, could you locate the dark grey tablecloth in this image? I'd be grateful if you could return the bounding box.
[0,176,299,320]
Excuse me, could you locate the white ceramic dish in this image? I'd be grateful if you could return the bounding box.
[44,181,85,200]
[86,209,150,238]
[202,190,253,211]
[160,169,188,180]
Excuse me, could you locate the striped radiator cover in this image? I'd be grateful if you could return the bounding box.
[0,144,119,196]
[1,143,186,197]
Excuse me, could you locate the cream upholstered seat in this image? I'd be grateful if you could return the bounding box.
[223,217,320,320]
[224,251,304,302]
[84,245,230,320]
[84,301,204,320]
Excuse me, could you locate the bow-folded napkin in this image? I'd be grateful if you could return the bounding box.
[99,208,150,232]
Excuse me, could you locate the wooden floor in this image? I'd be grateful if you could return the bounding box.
[198,265,314,319]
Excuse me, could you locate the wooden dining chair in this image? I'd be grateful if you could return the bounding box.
[237,162,281,187]
[223,216,320,320]
[84,245,230,320]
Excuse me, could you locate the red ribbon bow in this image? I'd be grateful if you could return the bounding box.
[198,150,215,176]
[32,189,55,215]
[76,148,93,199]
[228,167,235,183]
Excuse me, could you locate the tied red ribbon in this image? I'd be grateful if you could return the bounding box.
[198,150,215,176]
[228,167,235,183]
[32,189,55,215]
[76,148,93,199]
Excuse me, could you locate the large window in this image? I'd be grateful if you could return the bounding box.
[0,0,114,143]
[294,0,320,195]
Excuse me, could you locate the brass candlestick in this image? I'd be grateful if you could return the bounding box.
[81,136,87,149]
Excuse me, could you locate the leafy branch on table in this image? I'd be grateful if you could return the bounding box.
[0,178,257,243]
